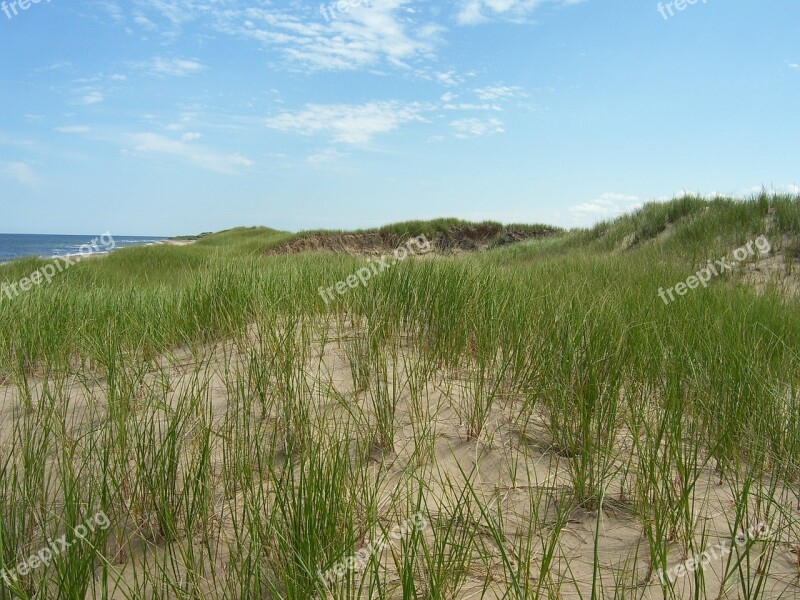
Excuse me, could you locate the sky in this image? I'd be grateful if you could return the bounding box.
[0,0,798,236]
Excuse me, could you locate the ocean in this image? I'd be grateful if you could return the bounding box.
[0,233,167,264]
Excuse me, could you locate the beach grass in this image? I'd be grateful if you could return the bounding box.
[0,193,798,598]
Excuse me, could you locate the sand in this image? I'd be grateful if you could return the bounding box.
[1,317,797,598]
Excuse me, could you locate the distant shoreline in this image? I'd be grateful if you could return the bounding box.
[0,234,168,266]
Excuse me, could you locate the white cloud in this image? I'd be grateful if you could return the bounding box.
[34,61,72,73]
[457,0,489,25]
[77,91,105,105]
[788,62,799,71]
[132,12,157,29]
[2,162,38,186]
[159,111,204,132]
[56,126,90,133]
[443,102,501,111]
[127,133,253,173]
[92,0,124,23]
[308,148,347,165]
[133,57,206,77]
[266,101,429,145]
[181,132,203,141]
[0,134,36,149]
[416,68,469,86]
[569,192,643,224]
[451,117,505,138]
[134,0,440,73]
[433,70,463,86]
[475,85,526,101]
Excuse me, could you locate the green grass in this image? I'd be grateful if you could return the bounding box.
[265,217,563,253]
[0,194,798,598]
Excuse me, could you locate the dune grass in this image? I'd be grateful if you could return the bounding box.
[0,194,798,598]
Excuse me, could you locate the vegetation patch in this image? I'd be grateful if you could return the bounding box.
[265,219,562,256]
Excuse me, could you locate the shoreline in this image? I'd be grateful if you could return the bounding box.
[1,238,195,267]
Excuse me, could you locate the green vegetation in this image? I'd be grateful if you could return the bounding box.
[270,218,562,252]
[0,194,798,598]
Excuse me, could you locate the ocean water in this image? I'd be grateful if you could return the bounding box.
[0,233,167,264]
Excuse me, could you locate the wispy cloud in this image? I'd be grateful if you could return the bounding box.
[431,70,464,86]
[56,126,91,133]
[33,61,73,74]
[133,0,440,73]
[126,132,253,173]
[475,85,526,101]
[76,91,105,105]
[0,133,37,149]
[308,147,348,165]
[266,101,429,145]
[132,57,206,77]
[415,68,474,87]
[443,102,501,111]
[451,117,505,138]
[91,0,124,23]
[2,162,39,186]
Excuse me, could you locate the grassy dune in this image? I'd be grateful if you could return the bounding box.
[0,194,799,598]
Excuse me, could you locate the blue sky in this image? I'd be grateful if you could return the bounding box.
[0,0,798,236]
